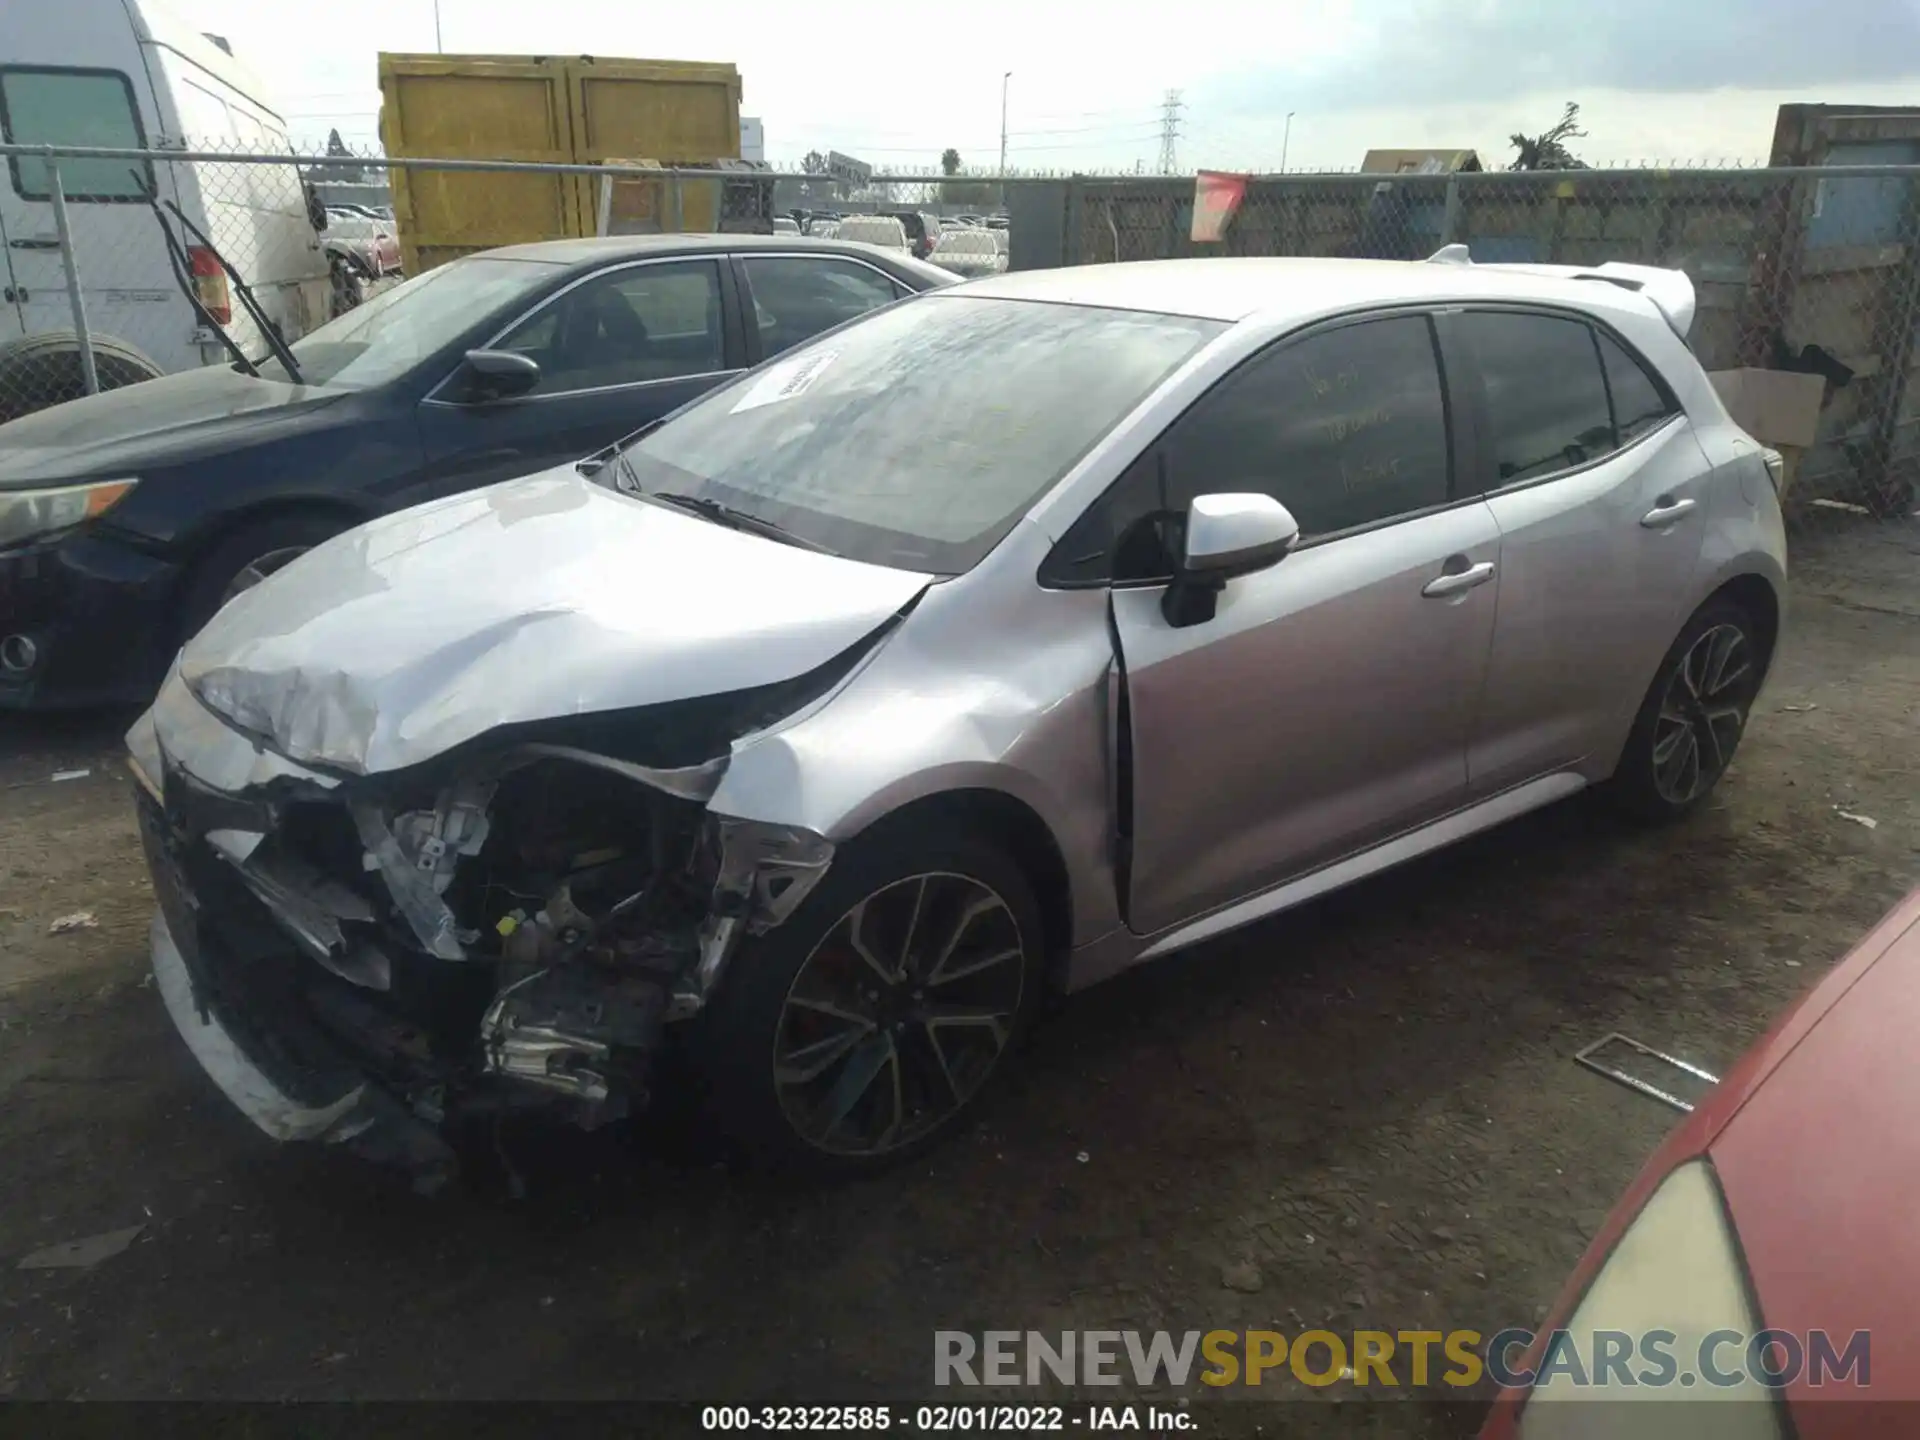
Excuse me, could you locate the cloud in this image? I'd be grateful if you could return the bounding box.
[1196,0,1920,120]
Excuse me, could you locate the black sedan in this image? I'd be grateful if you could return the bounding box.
[0,235,956,709]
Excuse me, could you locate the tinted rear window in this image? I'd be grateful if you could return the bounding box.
[1597,330,1678,443]
[1462,312,1615,484]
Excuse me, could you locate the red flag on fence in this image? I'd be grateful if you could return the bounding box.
[1192,170,1250,242]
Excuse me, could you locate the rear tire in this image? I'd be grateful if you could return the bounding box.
[695,823,1046,1176]
[0,332,164,424]
[1604,597,1767,824]
[178,512,353,644]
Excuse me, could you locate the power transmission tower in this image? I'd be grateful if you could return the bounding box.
[1157,90,1184,175]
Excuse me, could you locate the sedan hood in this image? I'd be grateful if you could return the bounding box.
[179,470,933,776]
[0,364,341,486]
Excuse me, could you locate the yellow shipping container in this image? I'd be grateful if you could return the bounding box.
[377,52,743,273]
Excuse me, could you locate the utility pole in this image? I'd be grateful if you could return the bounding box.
[1281,111,1295,172]
[1157,90,1184,175]
[433,0,443,52]
[999,71,1012,209]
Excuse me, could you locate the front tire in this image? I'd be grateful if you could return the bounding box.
[697,824,1046,1175]
[178,512,351,644]
[1606,597,1767,823]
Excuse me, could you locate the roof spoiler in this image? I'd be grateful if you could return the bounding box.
[1423,246,1697,340]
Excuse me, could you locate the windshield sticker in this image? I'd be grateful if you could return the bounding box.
[731,349,840,414]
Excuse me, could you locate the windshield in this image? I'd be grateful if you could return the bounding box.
[262,256,563,388]
[617,295,1223,574]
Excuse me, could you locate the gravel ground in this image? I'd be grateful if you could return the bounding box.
[1,512,1915,1434]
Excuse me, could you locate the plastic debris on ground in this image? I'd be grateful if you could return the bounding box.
[17,1225,145,1271]
[48,911,99,934]
[1834,809,1879,830]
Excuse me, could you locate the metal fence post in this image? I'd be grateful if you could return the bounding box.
[1859,169,1920,513]
[1440,173,1462,245]
[45,156,100,396]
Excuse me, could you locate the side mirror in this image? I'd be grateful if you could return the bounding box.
[461,348,541,402]
[1163,492,1300,628]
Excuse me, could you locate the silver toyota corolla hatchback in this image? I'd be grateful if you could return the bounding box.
[129,253,1787,1184]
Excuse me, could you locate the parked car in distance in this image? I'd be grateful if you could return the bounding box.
[0,0,331,422]
[1480,882,1920,1438]
[772,216,802,235]
[129,252,1786,1188]
[323,207,403,278]
[833,214,910,252]
[931,228,1009,278]
[0,234,956,709]
[807,220,840,240]
[884,210,944,260]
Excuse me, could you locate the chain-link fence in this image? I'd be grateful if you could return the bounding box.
[3,142,1916,515]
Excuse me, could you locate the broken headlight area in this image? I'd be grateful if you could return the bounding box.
[158,730,834,1155]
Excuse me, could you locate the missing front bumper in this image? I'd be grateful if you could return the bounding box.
[150,907,460,1191]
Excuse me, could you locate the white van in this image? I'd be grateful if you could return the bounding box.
[0,0,330,421]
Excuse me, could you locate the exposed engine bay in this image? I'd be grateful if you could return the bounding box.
[134,658,847,1181]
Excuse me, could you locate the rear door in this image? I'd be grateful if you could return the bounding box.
[733,252,906,363]
[1449,308,1705,794]
[413,254,745,505]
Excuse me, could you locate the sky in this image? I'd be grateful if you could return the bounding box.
[172,0,1920,172]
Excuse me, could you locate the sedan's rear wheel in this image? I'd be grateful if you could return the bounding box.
[1607,597,1766,823]
[697,825,1044,1174]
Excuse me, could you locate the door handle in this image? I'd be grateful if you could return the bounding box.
[1640,496,1697,528]
[7,237,59,251]
[1422,560,1496,598]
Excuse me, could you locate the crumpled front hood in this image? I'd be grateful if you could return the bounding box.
[179,470,933,775]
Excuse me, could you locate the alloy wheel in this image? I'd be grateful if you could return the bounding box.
[1651,622,1753,806]
[773,872,1026,1156]
[221,546,310,604]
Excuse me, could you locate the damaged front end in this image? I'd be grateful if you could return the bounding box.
[130,664,838,1191]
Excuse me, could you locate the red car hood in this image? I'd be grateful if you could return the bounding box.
[1482,885,1920,1436]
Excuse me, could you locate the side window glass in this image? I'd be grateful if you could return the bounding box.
[489,260,724,396]
[1462,312,1616,484]
[1168,315,1451,538]
[1042,450,1177,586]
[1596,330,1677,444]
[1042,315,1452,586]
[743,256,899,359]
[0,68,152,201]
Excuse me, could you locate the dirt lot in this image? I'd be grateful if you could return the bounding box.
[2,513,1916,1431]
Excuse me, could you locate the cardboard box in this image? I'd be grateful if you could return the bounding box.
[1707,368,1827,449]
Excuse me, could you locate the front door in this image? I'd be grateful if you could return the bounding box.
[1091,312,1502,935]
[1448,309,1710,794]
[411,255,742,507]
